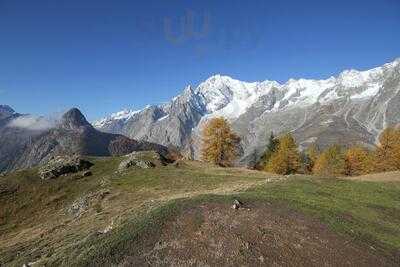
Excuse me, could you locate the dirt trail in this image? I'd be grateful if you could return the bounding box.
[343,171,400,182]
[120,202,397,267]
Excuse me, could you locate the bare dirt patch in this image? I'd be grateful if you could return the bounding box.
[121,202,396,266]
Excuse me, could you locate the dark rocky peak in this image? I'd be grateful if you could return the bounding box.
[60,108,92,130]
[0,105,15,115]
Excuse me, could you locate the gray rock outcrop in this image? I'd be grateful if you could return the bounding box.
[117,150,169,172]
[38,155,93,180]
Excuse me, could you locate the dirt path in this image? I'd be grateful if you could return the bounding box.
[343,171,400,182]
[120,202,396,266]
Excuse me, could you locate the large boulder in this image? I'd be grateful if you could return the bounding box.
[117,150,169,172]
[39,155,93,180]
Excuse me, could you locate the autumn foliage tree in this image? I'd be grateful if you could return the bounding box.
[313,145,346,177]
[255,132,279,170]
[345,146,374,176]
[201,117,240,167]
[375,127,400,172]
[266,133,300,175]
[302,144,320,173]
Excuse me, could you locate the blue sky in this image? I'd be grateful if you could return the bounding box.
[0,0,399,120]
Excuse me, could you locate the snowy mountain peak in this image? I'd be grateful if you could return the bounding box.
[93,109,140,128]
[384,58,400,69]
[0,105,15,115]
[95,58,399,127]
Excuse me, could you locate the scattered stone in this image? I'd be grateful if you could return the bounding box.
[66,189,110,218]
[259,256,265,263]
[233,199,243,206]
[39,155,93,180]
[232,199,243,210]
[81,170,92,177]
[98,221,114,234]
[232,203,240,210]
[67,196,89,218]
[99,178,111,187]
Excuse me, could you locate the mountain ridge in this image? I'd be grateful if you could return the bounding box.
[0,107,169,173]
[95,58,400,127]
[94,58,400,165]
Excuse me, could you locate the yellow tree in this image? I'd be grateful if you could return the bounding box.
[375,127,400,172]
[345,146,374,176]
[266,133,301,175]
[201,117,240,166]
[303,144,320,173]
[313,145,346,177]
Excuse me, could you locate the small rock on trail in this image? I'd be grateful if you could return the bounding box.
[232,199,243,210]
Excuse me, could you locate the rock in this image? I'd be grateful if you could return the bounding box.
[232,199,243,210]
[232,203,240,210]
[67,189,110,218]
[67,196,89,218]
[117,151,166,172]
[118,159,155,171]
[136,160,155,169]
[81,170,92,177]
[259,256,265,263]
[39,155,93,180]
[233,199,243,206]
[98,221,114,234]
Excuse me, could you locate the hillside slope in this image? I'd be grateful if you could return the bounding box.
[1,157,399,266]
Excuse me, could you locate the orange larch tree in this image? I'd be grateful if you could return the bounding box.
[201,117,240,167]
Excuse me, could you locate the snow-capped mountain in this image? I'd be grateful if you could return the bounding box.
[94,109,141,128]
[95,58,400,165]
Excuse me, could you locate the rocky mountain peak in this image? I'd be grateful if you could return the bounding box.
[60,108,92,130]
[0,105,15,115]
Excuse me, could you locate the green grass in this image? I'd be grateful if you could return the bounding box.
[43,178,400,266]
[239,178,400,252]
[1,156,400,266]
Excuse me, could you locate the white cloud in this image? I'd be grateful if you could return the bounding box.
[7,115,55,131]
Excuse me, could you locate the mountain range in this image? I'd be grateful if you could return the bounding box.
[1,58,399,172]
[94,58,400,165]
[0,107,167,173]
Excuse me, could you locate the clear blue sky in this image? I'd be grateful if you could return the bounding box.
[0,0,399,120]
